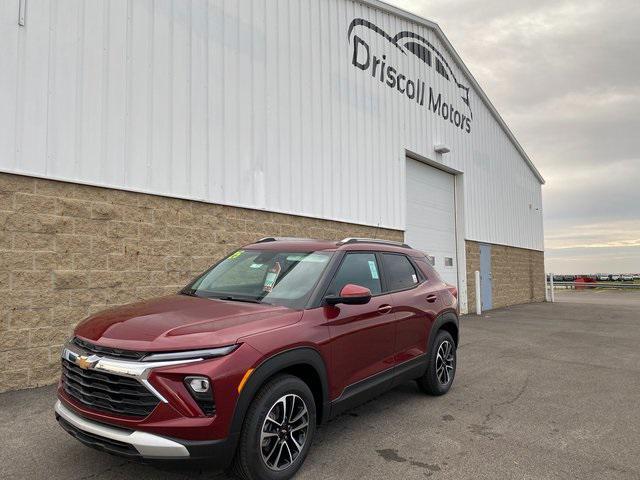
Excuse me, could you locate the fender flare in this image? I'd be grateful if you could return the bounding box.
[428,311,459,351]
[227,347,330,444]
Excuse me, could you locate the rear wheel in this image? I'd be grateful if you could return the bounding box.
[231,375,316,480]
[417,330,456,395]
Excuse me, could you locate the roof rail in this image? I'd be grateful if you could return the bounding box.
[256,237,320,243]
[339,237,412,249]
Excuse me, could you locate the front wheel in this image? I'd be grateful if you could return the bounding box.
[231,375,316,480]
[417,330,457,395]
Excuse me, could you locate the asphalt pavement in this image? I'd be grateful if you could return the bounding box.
[1,290,639,479]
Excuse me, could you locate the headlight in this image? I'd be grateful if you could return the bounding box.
[142,345,238,362]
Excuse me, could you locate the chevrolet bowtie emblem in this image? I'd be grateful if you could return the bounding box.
[75,355,96,370]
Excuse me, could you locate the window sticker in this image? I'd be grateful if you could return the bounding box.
[250,263,263,269]
[368,260,379,279]
[412,274,418,283]
[263,261,282,292]
[228,250,244,260]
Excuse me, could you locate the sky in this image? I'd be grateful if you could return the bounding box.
[386,0,640,274]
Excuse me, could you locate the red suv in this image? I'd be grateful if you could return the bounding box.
[55,237,459,479]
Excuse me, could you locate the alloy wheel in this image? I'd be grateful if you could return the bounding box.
[260,394,309,471]
[435,340,455,385]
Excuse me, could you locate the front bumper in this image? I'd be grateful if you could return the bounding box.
[55,340,265,465]
[55,400,236,463]
[55,400,189,459]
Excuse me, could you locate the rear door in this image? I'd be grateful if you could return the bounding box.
[322,252,397,396]
[380,253,441,365]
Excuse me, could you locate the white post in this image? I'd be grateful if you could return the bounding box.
[549,273,555,303]
[475,270,482,315]
[544,273,549,302]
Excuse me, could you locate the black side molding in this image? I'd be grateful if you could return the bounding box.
[329,354,428,419]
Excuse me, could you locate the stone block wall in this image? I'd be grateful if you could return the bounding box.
[0,173,402,392]
[491,244,546,309]
[465,240,545,313]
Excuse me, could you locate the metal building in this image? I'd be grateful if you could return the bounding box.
[0,0,545,390]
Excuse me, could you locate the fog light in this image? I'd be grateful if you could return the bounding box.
[186,376,210,393]
[184,376,216,416]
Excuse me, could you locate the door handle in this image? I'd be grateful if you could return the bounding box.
[426,294,438,303]
[377,304,392,314]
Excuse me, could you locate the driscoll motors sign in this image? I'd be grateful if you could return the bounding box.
[348,19,473,134]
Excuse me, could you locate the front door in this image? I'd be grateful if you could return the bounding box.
[322,252,397,397]
[480,243,493,310]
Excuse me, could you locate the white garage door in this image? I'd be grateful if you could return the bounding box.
[405,158,458,287]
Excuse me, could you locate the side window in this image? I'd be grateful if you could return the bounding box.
[326,253,382,296]
[381,254,419,291]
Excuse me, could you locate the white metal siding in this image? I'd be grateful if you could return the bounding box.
[0,0,544,251]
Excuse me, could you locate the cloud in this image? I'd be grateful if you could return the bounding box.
[545,245,640,274]
[543,158,640,223]
[388,0,640,273]
[545,220,640,250]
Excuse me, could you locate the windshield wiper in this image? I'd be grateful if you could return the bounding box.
[213,295,267,304]
[180,288,199,297]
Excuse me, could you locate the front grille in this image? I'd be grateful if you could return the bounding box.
[57,415,140,459]
[72,337,146,360]
[61,359,159,418]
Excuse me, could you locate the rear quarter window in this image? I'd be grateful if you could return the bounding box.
[381,253,420,291]
[414,256,441,282]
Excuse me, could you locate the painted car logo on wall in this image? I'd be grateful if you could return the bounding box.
[348,18,472,134]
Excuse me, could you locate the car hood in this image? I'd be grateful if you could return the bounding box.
[74,295,302,352]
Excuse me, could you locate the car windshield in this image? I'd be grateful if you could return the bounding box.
[184,249,334,309]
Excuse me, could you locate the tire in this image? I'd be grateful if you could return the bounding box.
[230,374,316,480]
[417,330,457,396]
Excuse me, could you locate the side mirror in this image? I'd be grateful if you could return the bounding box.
[325,284,372,306]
